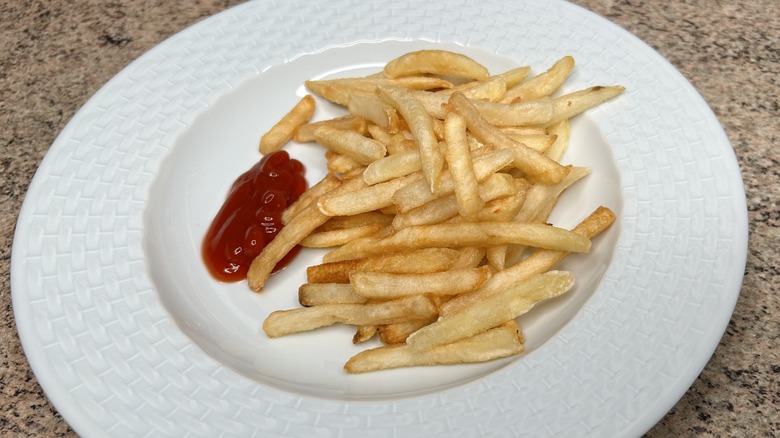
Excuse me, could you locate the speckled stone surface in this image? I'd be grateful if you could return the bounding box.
[1,0,777,436]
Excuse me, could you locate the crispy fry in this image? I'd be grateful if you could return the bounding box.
[300,223,384,248]
[259,95,316,154]
[294,115,368,143]
[298,283,367,306]
[318,173,421,216]
[502,56,575,103]
[540,86,625,127]
[347,92,401,133]
[363,150,422,185]
[444,111,483,218]
[377,318,436,345]
[315,126,387,165]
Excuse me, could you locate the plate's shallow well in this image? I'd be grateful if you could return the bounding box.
[12,0,746,436]
[144,40,622,399]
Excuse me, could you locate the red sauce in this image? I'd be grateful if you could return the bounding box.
[202,151,307,282]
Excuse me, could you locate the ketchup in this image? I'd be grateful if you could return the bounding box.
[202,151,307,282]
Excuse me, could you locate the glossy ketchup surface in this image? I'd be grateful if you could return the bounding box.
[202,151,307,282]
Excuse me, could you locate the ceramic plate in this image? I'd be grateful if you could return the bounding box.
[12,0,747,436]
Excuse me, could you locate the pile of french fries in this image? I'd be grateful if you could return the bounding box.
[249,50,622,373]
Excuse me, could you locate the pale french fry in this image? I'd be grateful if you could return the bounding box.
[406,271,574,351]
[363,150,422,185]
[294,115,368,143]
[314,211,393,232]
[492,66,532,88]
[367,124,393,146]
[386,132,418,154]
[263,294,438,338]
[259,95,316,154]
[449,92,569,184]
[384,49,489,81]
[325,151,363,174]
[505,133,557,154]
[450,247,487,269]
[391,172,516,229]
[323,222,591,263]
[281,173,339,225]
[502,56,575,103]
[412,78,508,119]
[377,85,443,192]
[307,248,461,284]
[349,266,492,299]
[545,120,570,162]
[347,92,401,133]
[248,176,366,291]
[392,149,514,213]
[300,223,384,248]
[298,283,367,306]
[444,111,483,218]
[440,206,616,316]
[315,126,387,165]
[540,86,625,127]
[470,97,556,127]
[346,323,524,373]
[318,173,421,216]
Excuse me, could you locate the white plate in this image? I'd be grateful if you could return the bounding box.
[11,0,747,436]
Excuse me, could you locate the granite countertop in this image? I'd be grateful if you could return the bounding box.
[1,0,777,436]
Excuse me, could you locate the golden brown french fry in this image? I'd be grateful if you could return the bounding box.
[281,173,339,225]
[377,85,443,192]
[345,323,524,373]
[384,49,489,81]
[406,271,574,351]
[502,55,575,103]
[325,151,363,174]
[307,248,461,284]
[444,111,483,218]
[353,325,378,344]
[450,247,487,269]
[298,283,367,306]
[263,294,437,338]
[367,124,393,146]
[505,133,557,154]
[440,206,616,316]
[314,211,393,232]
[323,221,591,262]
[259,94,316,154]
[315,126,387,165]
[349,266,492,299]
[448,92,569,184]
[294,115,368,143]
[378,318,436,345]
[300,223,384,248]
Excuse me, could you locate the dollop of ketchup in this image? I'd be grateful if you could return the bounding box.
[202,151,307,282]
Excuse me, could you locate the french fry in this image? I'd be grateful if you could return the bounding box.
[259,94,316,154]
[347,92,401,133]
[315,126,387,165]
[325,151,363,174]
[353,325,378,344]
[502,56,575,103]
[406,271,574,351]
[377,318,436,345]
[363,150,422,185]
[440,207,615,316]
[540,86,625,127]
[281,173,340,225]
[545,120,570,162]
[349,266,492,299]
[449,92,569,184]
[314,211,393,232]
[470,97,556,127]
[263,294,438,338]
[298,283,367,306]
[300,223,384,248]
[318,173,421,216]
[384,49,490,81]
[444,111,483,218]
[294,115,368,143]
[377,85,443,192]
[323,221,591,263]
[346,323,524,373]
[306,248,461,284]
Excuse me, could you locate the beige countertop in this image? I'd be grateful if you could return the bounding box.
[1,0,777,436]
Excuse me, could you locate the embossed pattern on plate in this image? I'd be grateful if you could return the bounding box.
[11,0,747,436]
